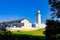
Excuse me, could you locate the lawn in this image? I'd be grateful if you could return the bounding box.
[0,28,46,40]
[11,28,45,36]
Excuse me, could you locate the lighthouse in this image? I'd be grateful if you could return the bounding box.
[37,10,41,24]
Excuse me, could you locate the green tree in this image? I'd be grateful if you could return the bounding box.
[48,0,60,18]
[44,0,60,40]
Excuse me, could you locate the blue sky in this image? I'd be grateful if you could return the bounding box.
[0,0,51,23]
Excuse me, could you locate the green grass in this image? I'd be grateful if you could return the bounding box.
[11,28,45,36]
[0,29,46,40]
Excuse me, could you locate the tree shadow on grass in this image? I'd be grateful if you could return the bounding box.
[0,35,45,40]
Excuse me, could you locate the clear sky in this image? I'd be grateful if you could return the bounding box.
[0,0,51,23]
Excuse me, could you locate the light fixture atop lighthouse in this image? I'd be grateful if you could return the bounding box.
[38,10,40,13]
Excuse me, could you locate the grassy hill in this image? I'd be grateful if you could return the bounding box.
[0,28,45,36]
[0,28,46,40]
[11,28,45,36]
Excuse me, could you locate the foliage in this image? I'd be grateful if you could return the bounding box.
[44,19,60,40]
[44,0,60,40]
[48,0,60,18]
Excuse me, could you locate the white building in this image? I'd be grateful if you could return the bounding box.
[0,10,46,31]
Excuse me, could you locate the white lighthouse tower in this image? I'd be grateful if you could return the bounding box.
[37,10,41,24]
[37,10,41,28]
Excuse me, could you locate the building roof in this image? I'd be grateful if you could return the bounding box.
[0,19,25,24]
